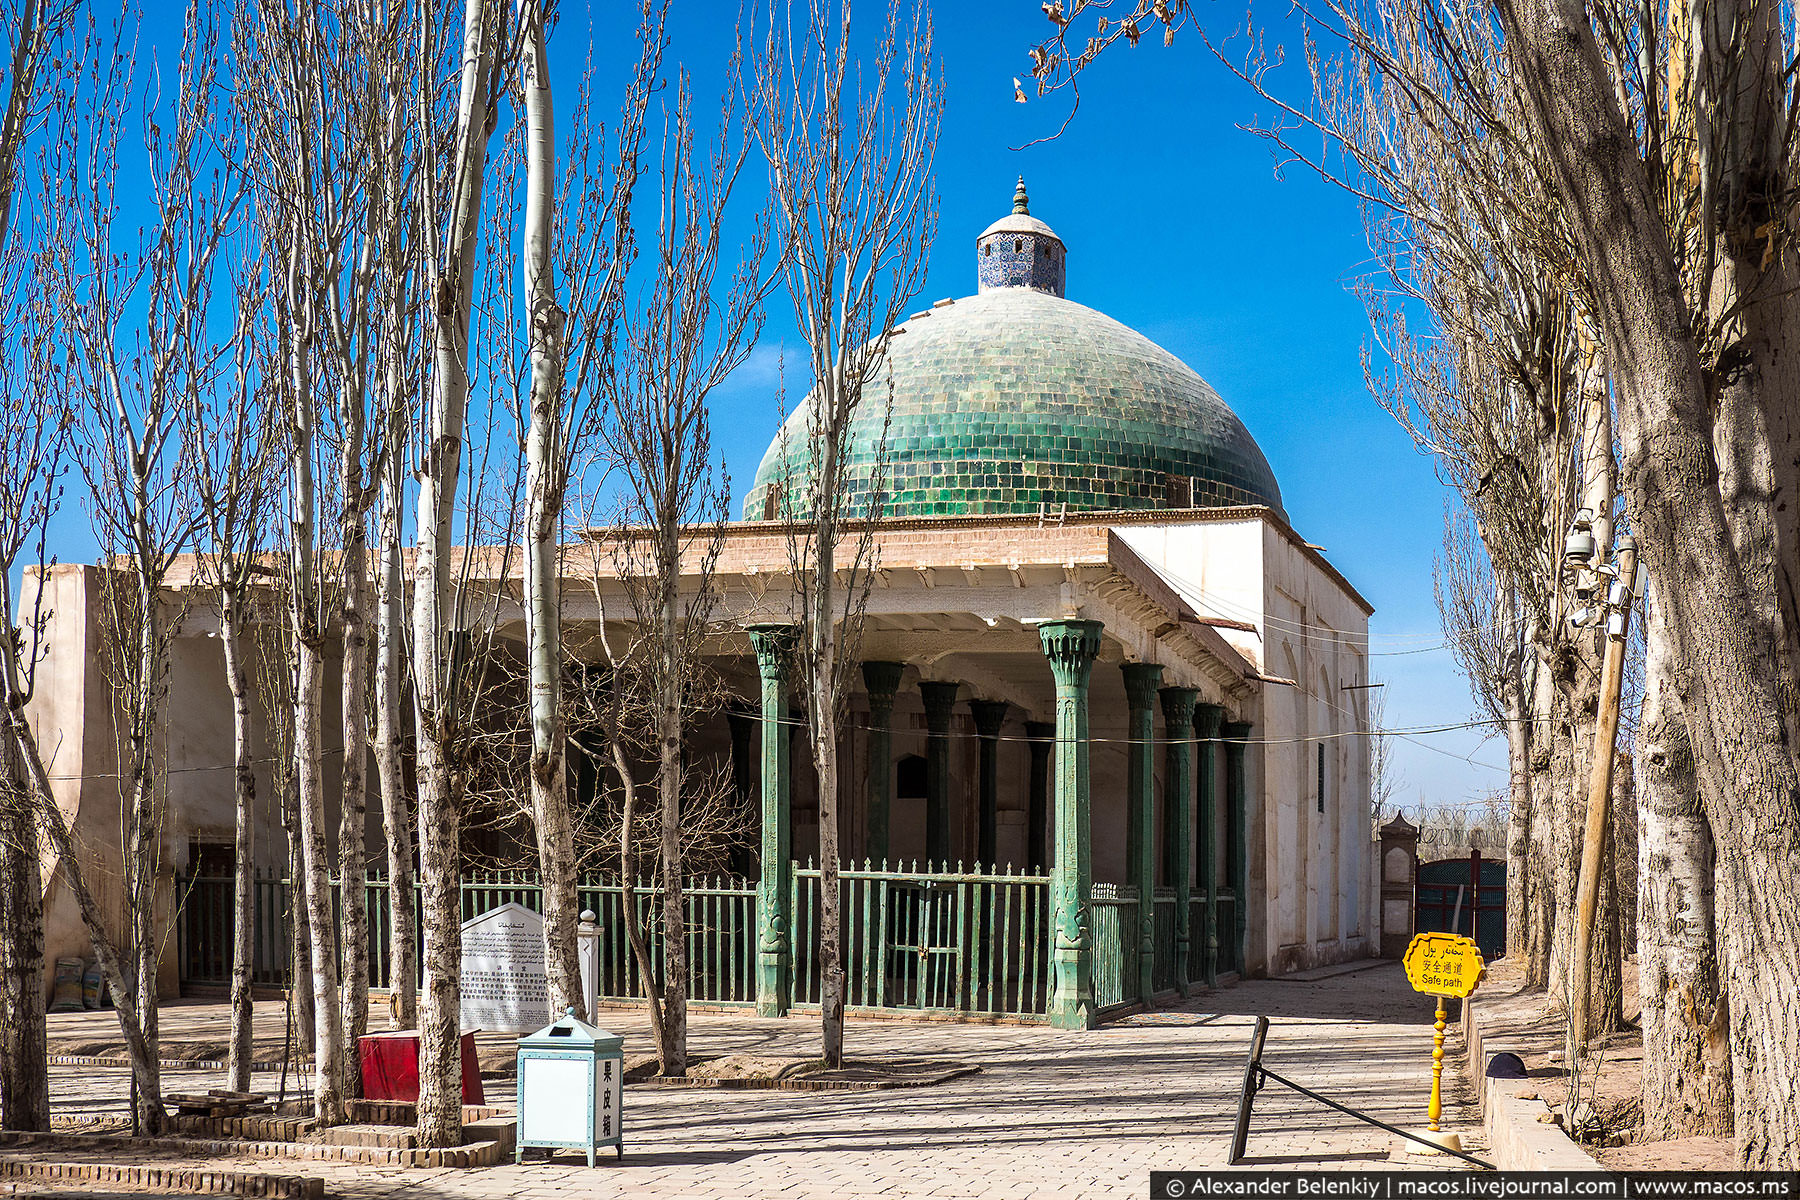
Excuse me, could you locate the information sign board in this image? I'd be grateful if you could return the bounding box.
[1402,932,1486,999]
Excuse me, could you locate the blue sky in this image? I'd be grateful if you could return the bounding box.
[45,1,1507,809]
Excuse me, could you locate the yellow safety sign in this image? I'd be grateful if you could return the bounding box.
[1403,932,1486,1000]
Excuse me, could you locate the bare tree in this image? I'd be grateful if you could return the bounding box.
[239,0,434,1117]
[597,64,774,1073]
[250,567,314,1049]
[0,0,76,1135]
[410,0,504,1147]
[51,0,244,1132]
[1436,504,1539,957]
[510,0,663,1022]
[749,0,940,1070]
[182,277,275,1094]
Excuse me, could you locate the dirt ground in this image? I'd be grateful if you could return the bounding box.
[1471,958,1735,1170]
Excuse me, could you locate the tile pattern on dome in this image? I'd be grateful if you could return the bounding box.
[743,289,1283,522]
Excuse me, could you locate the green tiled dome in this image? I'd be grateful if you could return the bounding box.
[742,189,1283,522]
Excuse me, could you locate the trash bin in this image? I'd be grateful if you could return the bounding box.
[514,1007,624,1166]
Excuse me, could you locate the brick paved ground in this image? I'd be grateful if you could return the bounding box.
[18,962,1485,1199]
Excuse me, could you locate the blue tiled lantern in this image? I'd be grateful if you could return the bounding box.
[515,1007,624,1166]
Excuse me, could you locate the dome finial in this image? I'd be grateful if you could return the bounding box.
[1012,176,1030,215]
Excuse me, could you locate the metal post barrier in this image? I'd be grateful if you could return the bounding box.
[1229,1015,1269,1163]
[1226,1015,1494,1170]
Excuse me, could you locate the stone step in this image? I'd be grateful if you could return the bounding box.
[318,1124,417,1150]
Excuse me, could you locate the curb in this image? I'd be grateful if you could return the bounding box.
[1462,994,1602,1170]
[0,1130,505,1171]
[48,1054,311,1072]
[0,1155,323,1199]
[629,1065,983,1091]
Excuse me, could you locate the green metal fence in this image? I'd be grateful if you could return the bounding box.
[1089,883,1139,1011]
[789,860,1052,1017]
[1152,888,1177,992]
[178,865,1235,1020]
[176,868,761,1004]
[585,876,757,1006]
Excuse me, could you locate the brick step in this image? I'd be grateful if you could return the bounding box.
[0,1155,322,1199]
[318,1124,415,1150]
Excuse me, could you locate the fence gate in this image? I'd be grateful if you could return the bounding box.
[1414,850,1506,957]
[888,880,963,1010]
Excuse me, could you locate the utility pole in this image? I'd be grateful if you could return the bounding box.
[1566,527,1639,1056]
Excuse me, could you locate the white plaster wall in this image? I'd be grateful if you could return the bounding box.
[1258,522,1376,973]
[1112,520,1268,669]
[1114,517,1376,975]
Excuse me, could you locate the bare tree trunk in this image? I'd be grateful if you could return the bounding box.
[614,739,670,1059]
[123,575,165,1136]
[1501,672,1533,960]
[284,218,347,1124]
[294,640,344,1124]
[656,666,687,1074]
[516,0,583,1022]
[1638,599,1731,1137]
[221,598,257,1093]
[338,424,371,1095]
[812,595,845,1068]
[375,436,416,1028]
[4,691,163,1133]
[0,739,47,1131]
[282,766,315,1049]
[410,0,500,1148]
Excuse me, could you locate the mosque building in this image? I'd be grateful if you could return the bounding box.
[28,181,1383,1028]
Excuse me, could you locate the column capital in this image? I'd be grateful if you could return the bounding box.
[1038,618,1104,687]
[1024,719,1056,740]
[861,661,906,709]
[919,680,961,730]
[746,623,799,680]
[1120,662,1164,710]
[1159,686,1200,735]
[1196,702,1226,739]
[1222,720,1253,743]
[969,699,1009,737]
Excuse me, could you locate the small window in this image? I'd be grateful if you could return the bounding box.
[1164,474,1192,508]
[1317,744,1326,814]
[897,754,927,799]
[762,481,785,521]
[984,245,992,256]
[1014,239,1022,252]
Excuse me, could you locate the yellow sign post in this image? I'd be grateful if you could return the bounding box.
[1402,932,1486,1151]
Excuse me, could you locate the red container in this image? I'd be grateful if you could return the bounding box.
[358,1031,484,1105]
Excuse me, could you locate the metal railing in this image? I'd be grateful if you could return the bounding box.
[1090,882,1139,1011]
[178,865,1226,1020]
[790,859,1052,1017]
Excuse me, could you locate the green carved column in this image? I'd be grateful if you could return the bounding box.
[860,662,905,866]
[969,700,1009,869]
[747,624,798,1017]
[1121,663,1162,1003]
[1026,721,1053,872]
[1039,618,1103,1030]
[919,681,960,867]
[1196,703,1223,986]
[1223,720,1252,977]
[1159,687,1199,996]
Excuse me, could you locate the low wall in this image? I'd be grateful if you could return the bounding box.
[1462,982,1601,1170]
